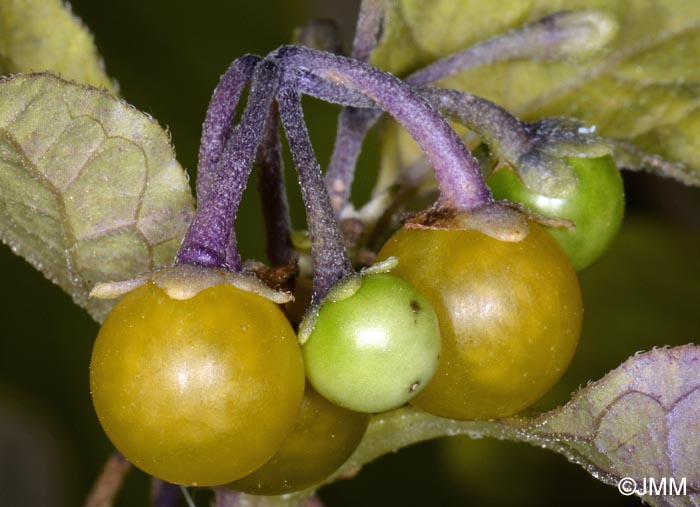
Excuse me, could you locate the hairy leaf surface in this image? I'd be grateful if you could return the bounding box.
[0,0,116,93]
[334,346,700,506]
[372,0,700,186]
[0,73,194,322]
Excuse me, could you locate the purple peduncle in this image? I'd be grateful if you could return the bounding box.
[277,86,353,303]
[272,45,492,211]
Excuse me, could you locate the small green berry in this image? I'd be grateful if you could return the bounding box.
[301,273,441,413]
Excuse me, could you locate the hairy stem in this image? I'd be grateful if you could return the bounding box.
[277,86,353,303]
[197,54,261,202]
[274,45,491,210]
[326,107,380,213]
[256,101,295,266]
[325,0,385,216]
[352,0,384,62]
[84,452,130,507]
[406,10,616,86]
[324,10,615,213]
[310,0,385,215]
[176,60,280,270]
[286,66,374,109]
[418,87,531,164]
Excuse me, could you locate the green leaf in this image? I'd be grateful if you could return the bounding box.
[373,0,700,186]
[0,73,194,322]
[371,0,532,76]
[0,0,116,93]
[330,346,700,506]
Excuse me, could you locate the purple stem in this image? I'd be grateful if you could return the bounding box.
[197,54,260,202]
[283,0,383,197]
[151,480,181,507]
[326,107,379,212]
[352,0,384,62]
[417,87,531,163]
[256,101,295,266]
[176,60,280,270]
[404,32,533,87]
[322,0,385,215]
[273,45,491,211]
[287,67,374,108]
[277,86,353,304]
[324,10,601,213]
[405,11,604,86]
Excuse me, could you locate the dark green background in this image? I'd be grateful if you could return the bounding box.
[0,1,698,506]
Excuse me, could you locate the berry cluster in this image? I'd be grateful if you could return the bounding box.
[89,8,623,497]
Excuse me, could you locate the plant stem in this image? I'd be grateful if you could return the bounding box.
[274,45,491,211]
[324,0,384,216]
[324,10,615,213]
[286,66,374,109]
[295,0,384,218]
[197,54,261,202]
[176,60,280,270]
[325,107,380,212]
[277,86,353,304]
[351,0,385,63]
[256,101,295,267]
[84,452,130,507]
[405,10,615,86]
[417,87,531,164]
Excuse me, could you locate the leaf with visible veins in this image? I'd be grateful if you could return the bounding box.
[373,0,700,187]
[328,346,700,507]
[0,73,194,322]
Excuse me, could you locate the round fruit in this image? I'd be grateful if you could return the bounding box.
[229,382,369,495]
[487,155,624,271]
[302,273,441,413]
[377,223,582,420]
[90,282,305,486]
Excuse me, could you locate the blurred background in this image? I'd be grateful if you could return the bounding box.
[0,1,698,506]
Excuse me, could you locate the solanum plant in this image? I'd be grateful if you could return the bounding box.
[0,1,699,507]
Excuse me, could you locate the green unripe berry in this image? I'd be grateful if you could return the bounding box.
[488,155,624,271]
[302,273,441,413]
